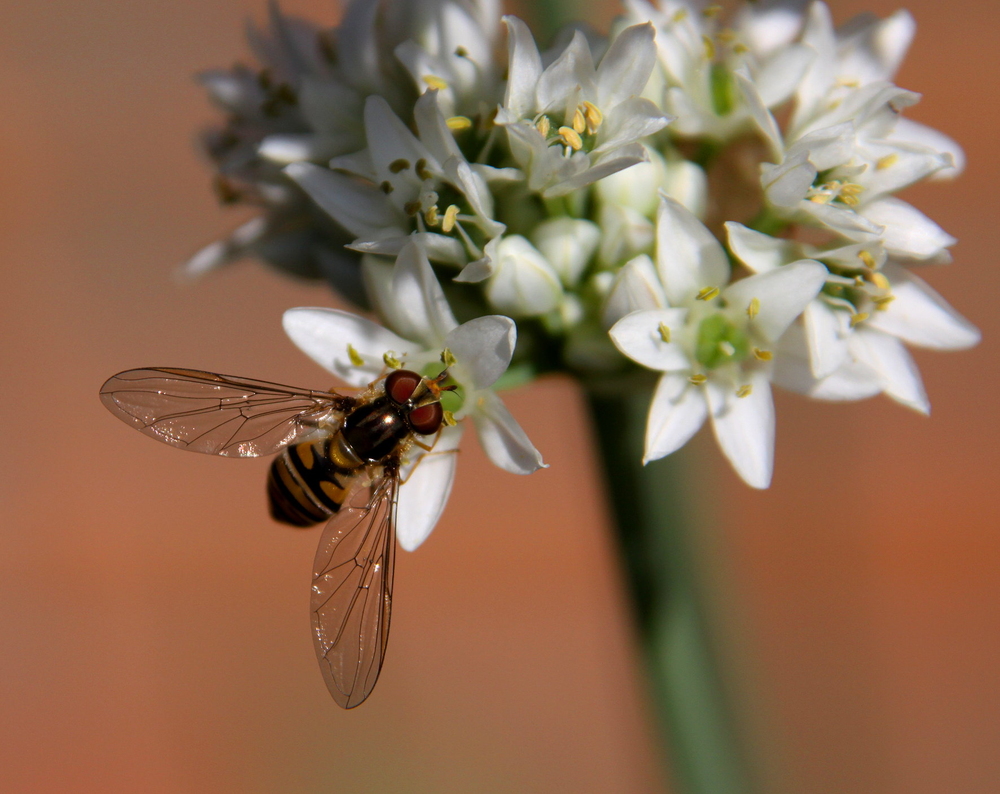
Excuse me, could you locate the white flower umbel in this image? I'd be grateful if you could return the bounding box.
[608,197,827,488]
[283,239,545,550]
[495,16,671,197]
[726,222,981,413]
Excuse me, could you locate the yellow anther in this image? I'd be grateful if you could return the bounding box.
[571,107,586,135]
[839,194,860,207]
[736,384,753,399]
[379,180,394,195]
[446,115,473,131]
[558,126,583,150]
[388,158,410,173]
[424,205,440,227]
[858,249,877,270]
[404,200,422,216]
[696,286,720,301]
[422,74,448,91]
[347,344,364,367]
[415,158,432,181]
[442,409,457,427]
[840,182,864,196]
[733,42,749,54]
[702,34,716,60]
[876,153,899,170]
[582,101,603,134]
[440,348,457,368]
[442,204,460,233]
[454,46,469,58]
[719,341,736,357]
[835,77,860,88]
[658,322,671,343]
[689,373,708,385]
[873,295,896,311]
[535,115,551,137]
[809,193,832,204]
[383,352,401,369]
[717,29,737,43]
[747,297,760,319]
[849,312,869,328]
[752,347,773,361]
[871,272,891,291]
[854,275,866,287]
[702,4,723,17]
[672,8,688,22]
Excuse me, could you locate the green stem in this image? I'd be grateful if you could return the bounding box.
[585,384,756,794]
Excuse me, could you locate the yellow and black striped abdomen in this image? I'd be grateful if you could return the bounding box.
[267,435,360,527]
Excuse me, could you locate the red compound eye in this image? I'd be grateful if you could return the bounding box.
[409,401,443,435]
[385,369,421,404]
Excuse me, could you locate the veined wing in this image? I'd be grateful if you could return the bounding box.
[311,465,397,709]
[99,368,352,457]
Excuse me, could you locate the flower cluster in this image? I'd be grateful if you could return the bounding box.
[190,0,978,524]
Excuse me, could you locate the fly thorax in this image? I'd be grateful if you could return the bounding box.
[341,397,409,462]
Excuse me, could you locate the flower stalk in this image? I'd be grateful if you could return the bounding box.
[587,381,754,794]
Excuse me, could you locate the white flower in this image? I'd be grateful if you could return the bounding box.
[283,239,545,550]
[285,90,509,280]
[726,222,980,413]
[608,196,827,487]
[495,16,671,197]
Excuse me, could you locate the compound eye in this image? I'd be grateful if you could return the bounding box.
[385,370,421,404]
[409,401,443,435]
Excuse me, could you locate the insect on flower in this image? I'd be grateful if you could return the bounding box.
[99,365,456,708]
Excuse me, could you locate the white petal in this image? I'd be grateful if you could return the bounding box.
[723,259,828,343]
[282,308,416,387]
[445,316,516,390]
[851,327,929,414]
[859,198,956,260]
[471,391,546,474]
[724,222,796,273]
[258,133,341,164]
[543,143,648,197]
[772,349,882,401]
[485,235,563,317]
[390,240,459,347]
[502,16,542,118]
[597,23,657,109]
[735,70,783,161]
[837,9,915,84]
[643,372,708,463]
[868,263,980,350]
[284,162,404,237]
[602,254,666,327]
[706,371,775,489]
[537,30,594,114]
[396,425,462,551]
[609,309,690,372]
[891,118,964,178]
[762,152,816,207]
[530,217,601,286]
[655,195,730,306]
[804,300,850,378]
[181,217,268,279]
[755,44,814,107]
[592,97,671,154]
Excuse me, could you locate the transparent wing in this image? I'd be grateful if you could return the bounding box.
[311,465,397,709]
[99,367,352,457]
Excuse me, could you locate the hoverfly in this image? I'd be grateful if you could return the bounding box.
[99,366,454,708]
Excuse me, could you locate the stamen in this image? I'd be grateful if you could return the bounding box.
[752,347,773,361]
[415,158,432,181]
[424,205,440,226]
[403,200,422,216]
[696,286,720,301]
[876,153,899,170]
[717,28,737,44]
[672,9,688,23]
[689,373,707,385]
[454,46,469,58]
[719,340,736,356]
[383,352,401,369]
[571,108,586,135]
[850,312,869,328]
[440,348,457,368]
[854,275,866,287]
[702,34,716,60]
[732,42,749,54]
[388,158,410,173]
[379,180,394,195]
[442,409,457,427]
[447,115,472,132]
[422,75,448,91]
[747,297,760,319]
[736,384,753,398]
[658,322,671,343]
[835,77,860,88]
[347,344,364,367]
[873,295,895,311]
[442,204,460,233]
[582,101,603,134]
[558,126,583,151]
[870,272,891,291]
[858,249,877,270]
[702,4,723,17]
[535,115,551,137]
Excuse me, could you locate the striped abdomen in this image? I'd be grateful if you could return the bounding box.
[267,434,361,527]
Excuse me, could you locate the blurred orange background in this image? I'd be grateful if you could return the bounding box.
[1,1,997,792]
